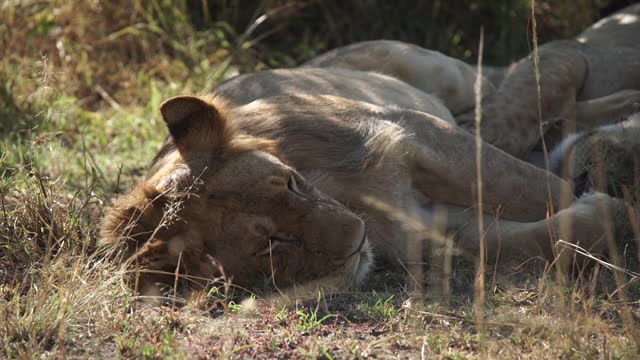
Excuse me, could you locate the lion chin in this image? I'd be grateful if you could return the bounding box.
[353,238,374,286]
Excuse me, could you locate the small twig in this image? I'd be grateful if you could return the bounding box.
[403,305,519,329]
[115,163,124,194]
[555,240,640,278]
[132,295,187,305]
[94,85,122,112]
[396,258,424,293]
[0,186,10,236]
[172,251,182,309]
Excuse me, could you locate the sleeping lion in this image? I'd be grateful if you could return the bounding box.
[101,5,639,296]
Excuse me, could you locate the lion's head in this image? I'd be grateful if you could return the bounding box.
[100,95,371,295]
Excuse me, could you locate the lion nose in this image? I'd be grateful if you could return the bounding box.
[306,210,366,258]
[342,217,366,256]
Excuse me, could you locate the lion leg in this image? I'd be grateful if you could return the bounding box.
[393,109,573,222]
[444,192,629,264]
[575,90,640,130]
[456,40,589,158]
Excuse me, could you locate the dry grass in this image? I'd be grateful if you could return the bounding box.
[2,0,640,358]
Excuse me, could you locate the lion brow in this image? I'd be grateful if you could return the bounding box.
[206,190,246,206]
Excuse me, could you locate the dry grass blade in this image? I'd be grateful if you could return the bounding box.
[472,26,486,336]
[555,240,640,279]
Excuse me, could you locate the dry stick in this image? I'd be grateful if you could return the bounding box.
[555,241,640,279]
[621,186,640,264]
[529,0,558,258]
[490,209,503,294]
[268,237,288,302]
[397,259,425,293]
[528,1,571,315]
[0,154,9,235]
[403,306,520,329]
[442,216,453,304]
[529,0,554,213]
[94,85,122,112]
[172,251,183,309]
[0,187,9,236]
[407,201,424,296]
[472,27,486,335]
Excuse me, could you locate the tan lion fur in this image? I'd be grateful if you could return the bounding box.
[455,3,640,158]
[101,8,637,295]
[550,113,640,196]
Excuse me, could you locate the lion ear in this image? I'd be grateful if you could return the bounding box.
[159,95,231,155]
